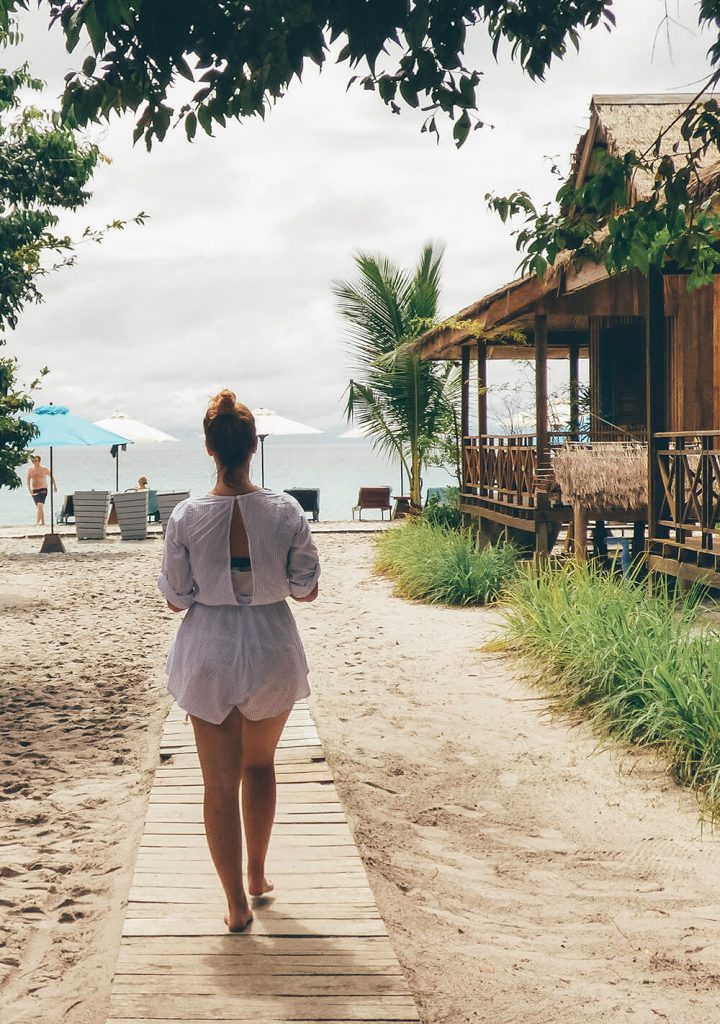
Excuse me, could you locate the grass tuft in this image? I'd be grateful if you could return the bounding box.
[374,520,518,606]
[501,561,720,817]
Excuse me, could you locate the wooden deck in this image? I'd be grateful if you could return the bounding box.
[106,702,419,1023]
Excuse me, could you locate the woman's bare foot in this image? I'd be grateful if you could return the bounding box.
[224,905,254,932]
[248,872,274,898]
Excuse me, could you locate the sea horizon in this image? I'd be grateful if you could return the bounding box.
[1,436,456,527]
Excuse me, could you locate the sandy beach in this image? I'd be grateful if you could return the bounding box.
[2,531,720,1023]
[0,535,174,1024]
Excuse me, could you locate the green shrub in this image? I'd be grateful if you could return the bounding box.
[375,519,518,606]
[501,561,720,816]
[422,486,462,530]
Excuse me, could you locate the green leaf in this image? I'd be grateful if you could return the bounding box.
[453,111,470,148]
[399,79,419,108]
[84,7,107,54]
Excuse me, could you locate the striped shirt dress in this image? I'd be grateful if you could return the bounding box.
[157,490,321,724]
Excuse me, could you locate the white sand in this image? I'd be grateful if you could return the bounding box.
[299,536,720,1024]
[2,532,720,1023]
[0,536,174,1024]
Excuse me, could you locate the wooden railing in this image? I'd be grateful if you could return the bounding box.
[655,431,720,552]
[464,435,538,507]
[463,429,649,509]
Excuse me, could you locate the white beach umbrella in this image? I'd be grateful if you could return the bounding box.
[94,412,179,489]
[251,408,322,487]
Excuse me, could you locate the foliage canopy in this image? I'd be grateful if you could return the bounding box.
[3,0,617,147]
[0,30,145,488]
[486,87,720,289]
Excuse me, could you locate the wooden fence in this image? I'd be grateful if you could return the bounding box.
[654,430,720,553]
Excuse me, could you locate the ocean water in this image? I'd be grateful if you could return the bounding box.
[1,438,455,527]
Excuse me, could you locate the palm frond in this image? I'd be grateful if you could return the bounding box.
[336,242,453,499]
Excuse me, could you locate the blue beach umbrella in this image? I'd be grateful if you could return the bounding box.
[23,405,131,545]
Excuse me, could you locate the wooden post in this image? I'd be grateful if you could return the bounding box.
[534,316,551,563]
[569,339,580,440]
[461,345,470,495]
[477,340,487,437]
[535,315,550,478]
[461,345,470,440]
[476,340,487,505]
[646,266,668,544]
[573,505,589,562]
[701,432,712,551]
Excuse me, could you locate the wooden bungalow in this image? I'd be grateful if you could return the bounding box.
[420,95,720,587]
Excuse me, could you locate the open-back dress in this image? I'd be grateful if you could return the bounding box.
[157,490,320,724]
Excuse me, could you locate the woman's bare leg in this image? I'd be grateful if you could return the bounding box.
[190,708,253,931]
[241,708,291,897]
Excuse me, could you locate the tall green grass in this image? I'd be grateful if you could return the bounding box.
[374,520,518,606]
[501,562,720,816]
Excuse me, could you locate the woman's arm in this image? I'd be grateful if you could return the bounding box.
[158,515,197,610]
[286,506,321,601]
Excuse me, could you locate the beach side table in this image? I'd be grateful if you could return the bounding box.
[113,490,149,541]
[392,495,418,519]
[73,490,112,540]
[157,491,190,532]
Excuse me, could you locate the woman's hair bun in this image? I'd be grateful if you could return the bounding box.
[203,388,257,485]
[207,389,237,419]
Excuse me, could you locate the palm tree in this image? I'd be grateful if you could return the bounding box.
[333,243,458,507]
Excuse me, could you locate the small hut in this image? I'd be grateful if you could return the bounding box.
[419,95,720,586]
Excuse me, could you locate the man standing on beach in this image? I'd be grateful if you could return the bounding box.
[26,455,57,526]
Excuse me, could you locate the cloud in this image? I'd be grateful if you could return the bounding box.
[6,0,714,441]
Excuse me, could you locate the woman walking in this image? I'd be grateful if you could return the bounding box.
[158,390,320,931]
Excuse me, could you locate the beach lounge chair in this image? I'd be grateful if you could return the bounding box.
[56,494,74,524]
[113,490,148,541]
[352,486,392,521]
[284,488,320,522]
[157,491,190,532]
[147,489,160,523]
[73,490,111,540]
[425,487,450,506]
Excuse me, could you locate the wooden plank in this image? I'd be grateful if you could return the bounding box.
[137,833,354,849]
[122,918,389,938]
[109,994,418,1020]
[119,936,397,955]
[149,790,341,803]
[110,1018,418,1024]
[131,872,366,886]
[144,806,346,823]
[115,953,402,975]
[133,850,361,865]
[142,822,354,836]
[106,704,417,1024]
[132,867,366,880]
[128,887,374,904]
[111,975,410,995]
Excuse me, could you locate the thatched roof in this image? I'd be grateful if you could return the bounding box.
[418,93,719,361]
[571,95,713,201]
[553,443,648,513]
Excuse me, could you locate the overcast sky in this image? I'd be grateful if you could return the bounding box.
[8,1,715,438]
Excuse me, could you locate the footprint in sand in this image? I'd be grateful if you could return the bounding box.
[59,910,85,923]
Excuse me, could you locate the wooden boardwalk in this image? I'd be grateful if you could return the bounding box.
[107,702,420,1023]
